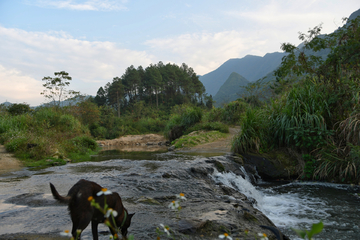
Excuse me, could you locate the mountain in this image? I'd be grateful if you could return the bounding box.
[199,52,286,96]
[213,72,249,107]
[1,101,12,107]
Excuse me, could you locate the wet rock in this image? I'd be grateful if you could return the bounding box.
[242,153,290,180]
[136,196,161,205]
[189,166,214,177]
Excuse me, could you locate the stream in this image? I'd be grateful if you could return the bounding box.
[0,150,359,239]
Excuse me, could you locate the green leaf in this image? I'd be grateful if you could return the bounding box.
[307,221,324,239]
[292,228,307,238]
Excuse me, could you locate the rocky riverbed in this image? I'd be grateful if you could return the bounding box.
[0,151,287,240]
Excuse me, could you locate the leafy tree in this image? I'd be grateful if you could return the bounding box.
[275,16,360,83]
[205,94,214,109]
[7,103,32,115]
[41,71,79,107]
[75,100,101,126]
[94,87,107,106]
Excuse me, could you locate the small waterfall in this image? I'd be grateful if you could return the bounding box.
[211,168,264,207]
[210,168,330,238]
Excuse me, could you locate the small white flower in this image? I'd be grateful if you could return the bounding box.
[160,224,171,236]
[176,193,187,201]
[97,188,112,196]
[168,200,180,210]
[258,233,269,240]
[60,230,72,237]
[105,208,118,218]
[219,233,233,240]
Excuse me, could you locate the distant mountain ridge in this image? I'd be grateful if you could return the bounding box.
[213,72,249,107]
[200,8,360,103]
[199,52,286,96]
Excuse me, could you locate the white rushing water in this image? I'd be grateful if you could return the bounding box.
[211,169,360,240]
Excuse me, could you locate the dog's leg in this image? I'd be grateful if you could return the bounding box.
[71,213,92,240]
[91,221,99,240]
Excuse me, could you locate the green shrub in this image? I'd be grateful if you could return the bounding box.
[135,117,166,133]
[205,107,224,122]
[186,121,229,134]
[7,103,32,115]
[89,123,107,139]
[302,154,317,179]
[269,79,331,151]
[232,108,269,154]
[220,100,247,124]
[70,135,98,151]
[5,134,28,152]
[164,105,203,141]
[58,114,82,132]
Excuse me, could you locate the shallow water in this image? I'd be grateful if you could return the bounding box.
[212,170,360,240]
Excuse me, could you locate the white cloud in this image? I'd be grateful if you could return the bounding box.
[0,65,44,106]
[30,0,128,11]
[145,31,268,75]
[0,26,154,105]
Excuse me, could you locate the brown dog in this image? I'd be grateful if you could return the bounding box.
[50,179,134,240]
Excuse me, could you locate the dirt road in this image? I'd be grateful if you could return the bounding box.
[178,127,240,153]
[0,145,22,174]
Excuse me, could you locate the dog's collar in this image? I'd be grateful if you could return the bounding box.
[120,210,127,228]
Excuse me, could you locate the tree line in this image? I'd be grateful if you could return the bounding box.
[93,62,209,115]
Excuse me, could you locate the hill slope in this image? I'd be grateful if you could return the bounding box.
[213,72,249,107]
[199,52,286,96]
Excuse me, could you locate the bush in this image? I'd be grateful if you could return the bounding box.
[5,134,28,152]
[70,135,98,151]
[165,105,203,141]
[186,121,229,134]
[7,103,32,115]
[220,100,247,124]
[135,117,166,133]
[58,114,82,132]
[232,108,269,154]
[269,79,331,151]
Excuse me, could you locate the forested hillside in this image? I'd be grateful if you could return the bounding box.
[213,72,249,107]
[199,52,286,96]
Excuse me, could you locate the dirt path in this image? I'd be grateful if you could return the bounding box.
[178,127,240,153]
[0,145,23,174]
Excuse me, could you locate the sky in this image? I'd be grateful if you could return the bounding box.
[0,0,359,106]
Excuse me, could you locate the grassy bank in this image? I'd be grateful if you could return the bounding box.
[0,106,99,168]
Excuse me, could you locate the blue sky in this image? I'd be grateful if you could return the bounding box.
[0,0,359,106]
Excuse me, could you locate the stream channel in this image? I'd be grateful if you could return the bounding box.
[0,150,359,239]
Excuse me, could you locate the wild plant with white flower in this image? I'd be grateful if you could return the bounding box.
[219,232,233,240]
[258,232,268,240]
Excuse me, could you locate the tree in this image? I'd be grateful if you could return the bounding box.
[41,71,79,107]
[275,16,360,83]
[7,103,32,115]
[94,87,107,106]
[205,94,214,109]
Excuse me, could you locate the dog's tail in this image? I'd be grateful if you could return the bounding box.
[50,183,70,204]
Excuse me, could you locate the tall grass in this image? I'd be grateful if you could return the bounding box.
[315,142,360,182]
[0,107,96,166]
[205,99,247,125]
[269,79,332,151]
[232,108,269,153]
